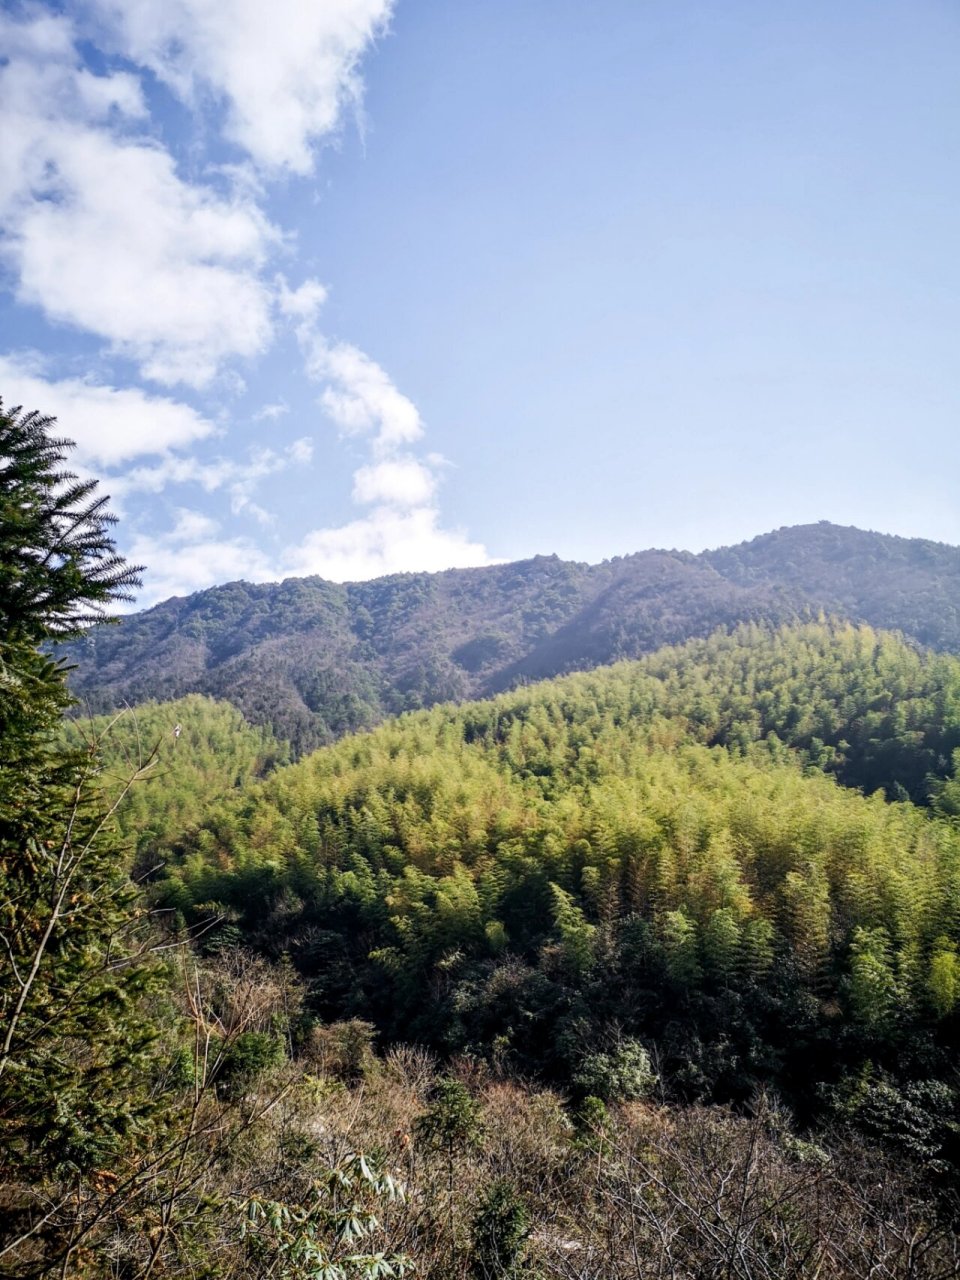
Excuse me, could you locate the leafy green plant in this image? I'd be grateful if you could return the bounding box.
[241,1152,413,1280]
[217,1030,286,1098]
[415,1076,484,1155]
[415,1075,484,1227]
[574,1039,657,1102]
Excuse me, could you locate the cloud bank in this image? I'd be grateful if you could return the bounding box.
[0,10,276,388]
[87,0,393,174]
[0,1,493,607]
[0,354,215,467]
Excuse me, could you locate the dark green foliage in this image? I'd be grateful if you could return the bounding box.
[415,1076,484,1156]
[0,793,159,1179]
[0,405,157,1190]
[572,1095,609,1148]
[307,1018,378,1081]
[834,1069,960,1172]
[416,1074,485,1231]
[470,1180,530,1280]
[0,402,141,640]
[217,1030,285,1097]
[61,521,960,754]
[705,521,960,652]
[573,1039,657,1102]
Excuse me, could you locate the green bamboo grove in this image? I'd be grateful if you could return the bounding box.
[151,622,960,1124]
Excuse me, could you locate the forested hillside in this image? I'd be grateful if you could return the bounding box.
[60,695,285,874]
[154,622,960,1161]
[5,402,960,1276]
[62,522,960,753]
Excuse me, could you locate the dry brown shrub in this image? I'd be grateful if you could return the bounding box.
[384,1042,440,1099]
[303,1017,378,1080]
[480,1081,573,1198]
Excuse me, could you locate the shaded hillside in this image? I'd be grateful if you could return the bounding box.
[63,522,960,751]
[704,522,960,650]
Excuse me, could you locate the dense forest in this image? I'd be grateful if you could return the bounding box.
[4,404,960,1278]
[154,623,960,1134]
[62,522,960,753]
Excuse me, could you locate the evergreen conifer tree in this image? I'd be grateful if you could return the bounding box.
[0,402,154,1265]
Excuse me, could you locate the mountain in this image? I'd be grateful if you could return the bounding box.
[62,522,960,753]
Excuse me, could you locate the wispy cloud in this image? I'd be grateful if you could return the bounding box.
[281,281,424,451]
[254,400,291,422]
[114,438,314,524]
[0,352,216,466]
[309,339,425,452]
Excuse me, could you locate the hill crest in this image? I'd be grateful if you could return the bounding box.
[64,521,960,752]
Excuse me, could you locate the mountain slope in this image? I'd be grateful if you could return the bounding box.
[61,694,285,872]
[63,522,960,751]
[156,621,960,1120]
[704,522,960,649]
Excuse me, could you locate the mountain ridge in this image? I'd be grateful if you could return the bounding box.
[63,521,960,752]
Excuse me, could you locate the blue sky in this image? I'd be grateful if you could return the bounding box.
[2,0,959,606]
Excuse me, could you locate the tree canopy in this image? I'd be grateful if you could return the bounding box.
[152,621,960,1136]
[0,405,156,1245]
[0,403,141,641]
[3,405,960,1275]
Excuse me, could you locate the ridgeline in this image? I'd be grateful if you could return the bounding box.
[63,522,960,753]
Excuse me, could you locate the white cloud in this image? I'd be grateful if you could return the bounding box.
[1,8,76,60]
[301,336,424,450]
[254,400,290,422]
[0,10,277,387]
[114,437,314,524]
[0,353,216,467]
[278,278,329,322]
[87,0,394,174]
[0,5,497,608]
[127,519,276,605]
[167,508,221,543]
[281,312,495,586]
[285,506,492,582]
[288,437,314,465]
[126,492,494,605]
[352,456,437,507]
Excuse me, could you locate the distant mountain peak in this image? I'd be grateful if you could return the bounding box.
[64,523,960,753]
